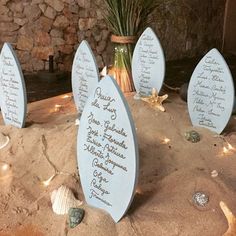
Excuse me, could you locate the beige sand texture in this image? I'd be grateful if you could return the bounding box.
[0,92,236,236]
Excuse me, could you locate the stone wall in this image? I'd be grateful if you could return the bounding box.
[0,0,226,73]
[152,0,226,60]
[0,0,110,72]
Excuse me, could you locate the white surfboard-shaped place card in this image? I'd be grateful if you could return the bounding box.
[72,40,99,114]
[77,75,139,222]
[188,48,235,134]
[132,27,165,96]
[0,43,27,128]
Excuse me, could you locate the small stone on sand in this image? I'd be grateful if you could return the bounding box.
[185,130,200,143]
[68,208,85,228]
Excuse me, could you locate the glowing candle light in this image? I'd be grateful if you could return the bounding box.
[1,163,10,171]
[227,142,234,151]
[0,162,12,181]
[162,138,170,144]
[223,147,229,155]
[55,104,62,108]
[221,140,236,156]
[42,179,50,186]
[42,174,56,187]
[217,135,236,156]
[62,94,70,99]
[54,104,63,112]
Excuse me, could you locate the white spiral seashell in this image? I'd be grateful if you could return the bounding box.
[0,133,9,150]
[51,185,83,215]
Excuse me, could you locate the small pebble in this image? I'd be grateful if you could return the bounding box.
[68,208,85,229]
[185,130,200,143]
[211,170,218,178]
[192,191,209,207]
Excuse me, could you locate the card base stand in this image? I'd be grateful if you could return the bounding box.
[77,75,139,223]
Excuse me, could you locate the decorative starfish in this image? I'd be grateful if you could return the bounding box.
[220,201,236,236]
[141,88,168,112]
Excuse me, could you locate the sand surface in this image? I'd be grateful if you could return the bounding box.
[0,92,236,236]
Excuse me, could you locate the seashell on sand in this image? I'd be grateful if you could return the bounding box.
[192,191,209,207]
[51,185,83,215]
[211,170,218,178]
[0,132,9,150]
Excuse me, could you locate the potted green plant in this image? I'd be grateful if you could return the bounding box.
[102,0,164,93]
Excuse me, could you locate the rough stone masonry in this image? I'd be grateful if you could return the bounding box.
[0,0,225,73]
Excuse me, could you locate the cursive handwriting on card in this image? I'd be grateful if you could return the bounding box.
[82,86,129,207]
[0,51,22,126]
[74,45,98,112]
[191,55,228,129]
[137,33,159,95]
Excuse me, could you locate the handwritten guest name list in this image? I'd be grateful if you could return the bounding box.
[188,48,235,134]
[72,40,99,114]
[77,75,138,222]
[0,43,27,128]
[132,27,165,96]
